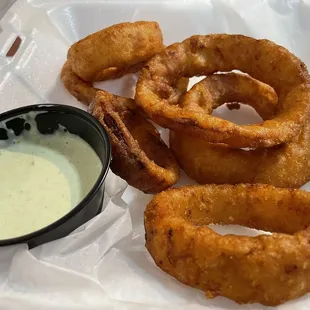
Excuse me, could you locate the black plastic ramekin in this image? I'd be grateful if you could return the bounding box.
[0,104,111,248]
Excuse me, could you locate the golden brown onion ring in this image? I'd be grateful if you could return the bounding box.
[181,72,278,119]
[90,91,180,193]
[145,183,310,306]
[60,61,147,117]
[136,34,310,148]
[170,74,310,188]
[67,21,164,82]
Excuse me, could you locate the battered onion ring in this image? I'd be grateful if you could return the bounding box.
[90,91,180,193]
[181,72,278,119]
[60,61,147,117]
[170,74,310,188]
[135,34,310,148]
[145,184,310,306]
[67,21,164,82]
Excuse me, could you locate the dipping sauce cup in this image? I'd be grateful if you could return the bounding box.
[0,104,111,248]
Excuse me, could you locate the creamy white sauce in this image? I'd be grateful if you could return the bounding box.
[0,118,102,240]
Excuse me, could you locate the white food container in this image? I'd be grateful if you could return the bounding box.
[1,0,310,309]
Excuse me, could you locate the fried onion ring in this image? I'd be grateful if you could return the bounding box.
[90,91,180,193]
[145,183,310,306]
[67,21,164,82]
[60,61,147,118]
[181,72,278,119]
[170,74,310,188]
[136,34,310,148]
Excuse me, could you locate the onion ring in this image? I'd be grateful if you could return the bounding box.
[170,73,310,188]
[60,61,147,117]
[145,183,310,306]
[135,34,310,148]
[67,21,164,82]
[181,72,278,119]
[90,91,180,193]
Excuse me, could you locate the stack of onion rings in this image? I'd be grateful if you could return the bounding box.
[61,21,181,193]
[138,33,310,306]
[145,184,310,306]
[170,72,310,188]
[61,25,310,306]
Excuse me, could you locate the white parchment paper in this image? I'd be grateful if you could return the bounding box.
[1,0,310,309]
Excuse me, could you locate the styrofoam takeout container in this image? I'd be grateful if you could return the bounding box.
[1,0,310,309]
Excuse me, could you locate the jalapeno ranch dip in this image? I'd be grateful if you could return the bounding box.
[0,118,102,240]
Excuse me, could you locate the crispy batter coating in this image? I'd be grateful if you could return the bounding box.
[170,74,310,188]
[145,184,310,306]
[90,91,180,193]
[136,34,310,148]
[67,21,164,81]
